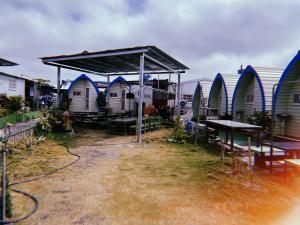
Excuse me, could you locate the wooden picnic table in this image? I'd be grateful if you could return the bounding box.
[285,159,300,167]
[206,120,262,152]
[262,141,300,171]
[109,117,137,135]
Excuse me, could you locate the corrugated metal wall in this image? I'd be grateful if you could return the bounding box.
[274,53,300,138]
[232,66,282,122]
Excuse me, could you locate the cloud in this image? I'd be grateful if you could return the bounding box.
[0,0,300,84]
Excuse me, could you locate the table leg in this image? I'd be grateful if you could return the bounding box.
[269,144,273,174]
[256,130,260,147]
[226,129,229,144]
[230,128,234,152]
[205,125,209,143]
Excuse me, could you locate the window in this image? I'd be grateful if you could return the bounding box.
[86,88,89,109]
[293,93,300,104]
[110,93,118,98]
[246,94,254,103]
[8,79,16,90]
[183,94,193,102]
[73,91,81,96]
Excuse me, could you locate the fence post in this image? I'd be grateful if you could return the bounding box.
[1,139,6,222]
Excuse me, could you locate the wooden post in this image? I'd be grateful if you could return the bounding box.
[248,137,253,185]
[221,142,225,162]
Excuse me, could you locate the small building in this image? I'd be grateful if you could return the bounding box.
[107,76,135,114]
[208,73,239,117]
[107,76,153,115]
[273,51,300,138]
[67,74,99,113]
[0,72,26,98]
[170,79,212,108]
[232,66,282,122]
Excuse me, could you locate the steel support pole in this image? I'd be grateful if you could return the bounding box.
[137,54,144,143]
[57,66,61,107]
[1,141,6,222]
[176,73,181,116]
[107,76,110,112]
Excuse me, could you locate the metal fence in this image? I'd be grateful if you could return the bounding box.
[0,124,36,145]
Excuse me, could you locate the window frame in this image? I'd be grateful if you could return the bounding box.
[109,92,118,98]
[292,92,300,105]
[73,91,81,96]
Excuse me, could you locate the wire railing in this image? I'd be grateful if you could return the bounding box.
[0,111,40,129]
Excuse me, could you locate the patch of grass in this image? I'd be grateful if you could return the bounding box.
[6,139,73,182]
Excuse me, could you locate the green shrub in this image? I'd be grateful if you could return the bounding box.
[171,116,188,143]
[6,96,23,113]
[247,111,272,131]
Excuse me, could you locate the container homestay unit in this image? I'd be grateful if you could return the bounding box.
[170,79,212,109]
[107,76,153,115]
[231,65,282,123]
[273,51,300,139]
[67,74,100,113]
[208,73,239,118]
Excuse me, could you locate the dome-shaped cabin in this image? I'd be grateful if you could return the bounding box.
[232,66,282,122]
[67,74,99,113]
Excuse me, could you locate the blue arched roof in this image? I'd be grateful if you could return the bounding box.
[107,76,126,90]
[208,73,229,113]
[231,65,265,113]
[273,51,300,114]
[104,76,127,94]
[67,74,99,95]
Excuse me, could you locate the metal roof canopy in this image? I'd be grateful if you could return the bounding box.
[41,46,188,144]
[41,46,189,76]
[0,58,18,66]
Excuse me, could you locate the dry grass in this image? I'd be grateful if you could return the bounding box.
[5,128,300,225]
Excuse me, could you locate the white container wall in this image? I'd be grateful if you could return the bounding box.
[0,72,25,98]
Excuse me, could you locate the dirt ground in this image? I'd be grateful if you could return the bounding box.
[8,129,300,225]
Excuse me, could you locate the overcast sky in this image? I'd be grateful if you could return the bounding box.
[1,0,300,84]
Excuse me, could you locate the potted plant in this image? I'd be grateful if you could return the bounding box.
[247,111,272,139]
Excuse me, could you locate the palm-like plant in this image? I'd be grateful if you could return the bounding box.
[6,96,23,113]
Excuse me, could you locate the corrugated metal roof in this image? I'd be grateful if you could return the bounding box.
[232,65,283,114]
[252,66,283,111]
[0,58,18,66]
[0,71,26,80]
[208,73,239,114]
[179,79,212,99]
[41,46,189,76]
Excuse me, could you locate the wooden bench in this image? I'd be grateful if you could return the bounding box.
[285,159,300,167]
